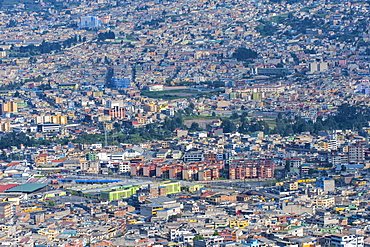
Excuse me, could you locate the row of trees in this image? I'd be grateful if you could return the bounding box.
[98,31,115,41]
[219,104,370,136]
[0,132,50,150]
[9,35,86,57]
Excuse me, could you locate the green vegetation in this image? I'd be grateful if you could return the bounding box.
[232,47,258,61]
[183,115,219,120]
[256,22,278,37]
[0,82,23,91]
[220,104,370,136]
[72,111,188,145]
[193,235,205,240]
[47,200,55,207]
[7,36,85,58]
[142,18,165,28]
[0,132,51,150]
[141,88,223,100]
[98,31,115,41]
[141,90,188,100]
[1,0,67,11]
[273,104,369,136]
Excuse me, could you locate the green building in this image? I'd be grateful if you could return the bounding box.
[100,185,139,201]
[86,152,97,161]
[158,181,181,194]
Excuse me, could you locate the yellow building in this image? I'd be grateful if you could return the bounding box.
[229,219,249,229]
[93,91,103,97]
[0,121,11,132]
[313,197,335,208]
[0,102,18,114]
[144,103,158,112]
[51,115,68,125]
[284,181,299,191]
[354,180,366,187]
[97,115,112,122]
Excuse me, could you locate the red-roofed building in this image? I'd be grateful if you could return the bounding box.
[0,184,19,192]
[7,162,20,167]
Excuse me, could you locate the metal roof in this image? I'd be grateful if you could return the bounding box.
[5,183,48,193]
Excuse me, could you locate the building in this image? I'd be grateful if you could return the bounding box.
[140,197,181,218]
[36,115,68,125]
[100,185,140,201]
[313,197,335,208]
[316,178,335,192]
[37,124,61,133]
[111,77,131,89]
[86,152,97,161]
[158,181,181,195]
[0,101,18,114]
[229,159,275,179]
[104,106,126,119]
[148,84,164,91]
[183,152,204,163]
[325,234,364,247]
[0,121,11,132]
[0,202,12,219]
[309,61,328,73]
[80,16,101,28]
[254,67,289,76]
[284,181,299,191]
[193,236,224,247]
[348,143,364,164]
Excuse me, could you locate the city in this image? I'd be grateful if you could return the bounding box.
[0,0,368,245]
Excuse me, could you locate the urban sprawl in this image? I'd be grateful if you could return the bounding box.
[0,0,369,246]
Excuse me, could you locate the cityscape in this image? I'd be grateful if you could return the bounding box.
[0,0,369,246]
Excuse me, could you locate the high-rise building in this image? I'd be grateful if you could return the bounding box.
[0,202,12,219]
[0,102,18,114]
[348,143,364,164]
[112,77,131,89]
[80,16,101,28]
[104,106,126,119]
[0,121,11,132]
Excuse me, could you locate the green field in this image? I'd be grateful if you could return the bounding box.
[264,118,277,129]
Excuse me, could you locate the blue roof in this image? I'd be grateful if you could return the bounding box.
[75,180,121,183]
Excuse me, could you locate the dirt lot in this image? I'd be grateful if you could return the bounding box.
[184,119,215,128]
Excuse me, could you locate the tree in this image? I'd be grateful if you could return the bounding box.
[29,57,37,64]
[213,231,220,236]
[232,47,258,61]
[193,235,205,240]
[256,22,278,36]
[98,31,116,41]
[308,168,315,176]
[284,160,291,173]
[231,112,239,119]
[105,67,114,87]
[221,119,236,133]
[189,122,200,132]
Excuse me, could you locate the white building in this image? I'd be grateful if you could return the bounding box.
[326,234,364,247]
